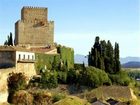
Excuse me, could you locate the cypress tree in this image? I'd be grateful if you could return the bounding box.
[88,36,120,74]
[114,42,120,73]
[9,32,13,46]
[105,40,114,73]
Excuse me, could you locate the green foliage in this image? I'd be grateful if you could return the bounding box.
[7,72,27,103]
[57,71,67,83]
[35,53,60,72]
[35,45,74,73]
[53,96,91,105]
[41,70,58,89]
[4,32,13,46]
[114,42,120,72]
[109,71,131,86]
[128,71,140,79]
[88,36,120,74]
[81,67,111,87]
[67,69,79,84]
[57,45,74,69]
[52,93,66,103]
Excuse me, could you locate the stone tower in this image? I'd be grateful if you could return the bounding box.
[15,6,54,47]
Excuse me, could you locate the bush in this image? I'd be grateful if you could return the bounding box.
[12,90,33,105]
[67,69,79,84]
[58,71,67,84]
[41,70,58,89]
[52,93,66,103]
[80,67,111,88]
[109,71,131,86]
[7,72,27,103]
[32,90,52,105]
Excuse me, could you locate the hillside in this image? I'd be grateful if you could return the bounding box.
[120,57,140,64]
[122,61,140,68]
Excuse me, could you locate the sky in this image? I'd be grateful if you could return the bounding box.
[0,0,139,57]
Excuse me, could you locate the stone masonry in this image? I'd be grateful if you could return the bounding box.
[15,6,54,47]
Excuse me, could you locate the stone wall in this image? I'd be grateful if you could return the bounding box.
[0,68,15,103]
[0,51,16,68]
[15,7,54,47]
[16,62,36,78]
[0,62,36,103]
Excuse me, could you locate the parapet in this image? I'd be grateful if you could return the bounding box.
[21,6,48,21]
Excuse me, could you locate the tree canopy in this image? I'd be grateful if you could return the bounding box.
[88,36,120,74]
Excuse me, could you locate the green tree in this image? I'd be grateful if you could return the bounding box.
[4,32,13,46]
[88,36,120,74]
[114,42,120,73]
[9,32,13,46]
[41,70,58,88]
[105,40,114,73]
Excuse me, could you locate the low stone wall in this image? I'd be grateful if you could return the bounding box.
[16,62,36,78]
[0,68,15,103]
[0,63,36,103]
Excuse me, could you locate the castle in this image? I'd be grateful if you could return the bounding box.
[0,7,56,103]
[15,6,54,47]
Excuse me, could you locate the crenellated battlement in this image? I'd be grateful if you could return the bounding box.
[22,6,47,9]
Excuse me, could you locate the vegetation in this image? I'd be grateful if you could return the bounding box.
[7,72,27,103]
[6,36,140,104]
[4,32,13,46]
[11,90,33,105]
[52,93,66,103]
[40,70,58,89]
[109,71,131,86]
[53,96,90,105]
[35,45,74,73]
[57,45,74,69]
[88,36,120,74]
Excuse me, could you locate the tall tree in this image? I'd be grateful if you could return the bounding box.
[9,32,13,46]
[88,36,120,74]
[105,40,114,73]
[114,42,120,73]
[4,32,13,46]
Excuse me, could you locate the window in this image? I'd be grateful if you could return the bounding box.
[32,55,34,60]
[23,54,25,60]
[28,55,30,60]
[19,54,21,60]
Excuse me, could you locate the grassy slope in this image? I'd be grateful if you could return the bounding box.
[53,96,90,105]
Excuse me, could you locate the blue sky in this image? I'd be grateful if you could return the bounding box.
[0,0,139,57]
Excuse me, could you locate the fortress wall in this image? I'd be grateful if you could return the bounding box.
[15,7,54,47]
[21,7,48,21]
[0,63,36,103]
[16,62,36,78]
[15,21,25,45]
[0,68,15,103]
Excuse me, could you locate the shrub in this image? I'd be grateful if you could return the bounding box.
[52,93,66,103]
[12,90,33,105]
[7,72,27,103]
[32,90,52,105]
[109,71,131,86]
[41,70,58,89]
[80,67,111,88]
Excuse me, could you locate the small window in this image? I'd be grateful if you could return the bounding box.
[19,54,21,60]
[28,55,30,60]
[32,55,34,60]
[23,54,25,59]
